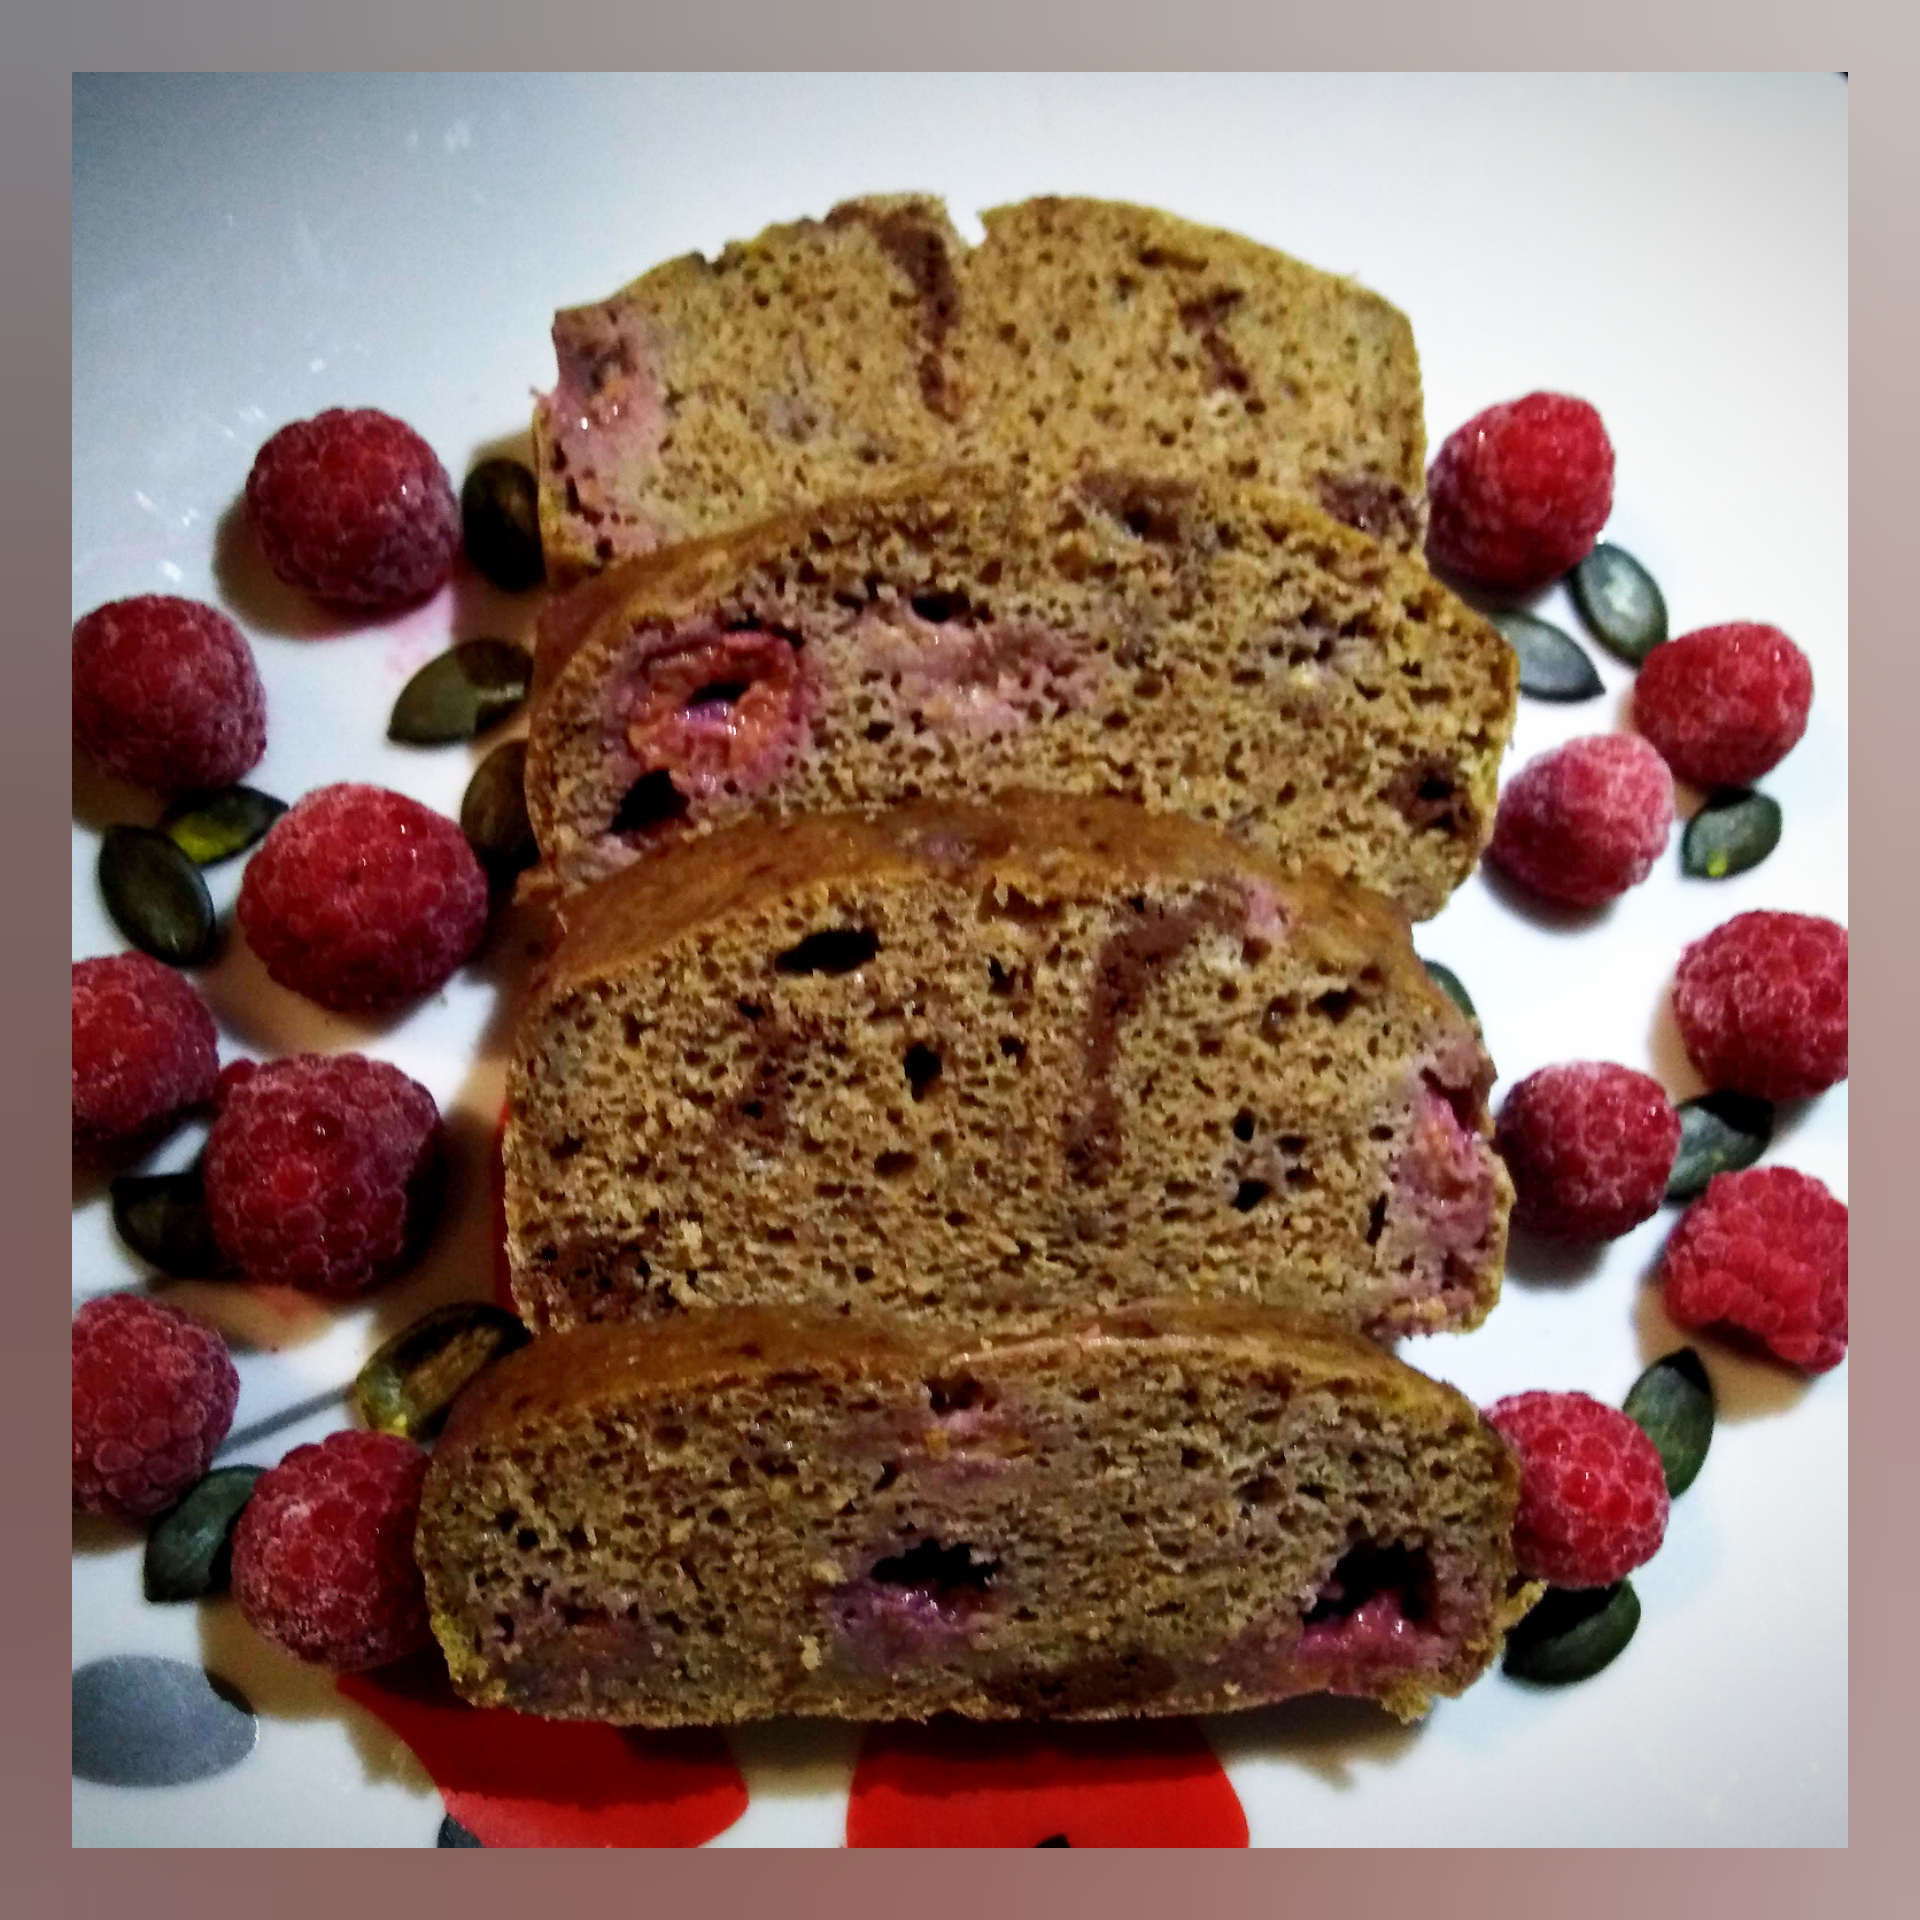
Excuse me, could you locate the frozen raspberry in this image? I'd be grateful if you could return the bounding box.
[1484,1391,1669,1588]
[73,595,266,793]
[244,408,459,614]
[212,1058,258,1111]
[72,1294,239,1521]
[1488,733,1674,908]
[1632,623,1813,789]
[1661,1167,1847,1372]
[1671,911,1847,1101]
[1496,1062,1681,1242]
[230,1430,431,1670]
[72,954,220,1159]
[202,1053,444,1298]
[1426,393,1616,590]
[237,783,488,1013]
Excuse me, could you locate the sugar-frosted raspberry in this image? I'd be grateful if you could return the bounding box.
[72,954,220,1159]
[72,595,266,793]
[237,783,488,1013]
[203,1053,444,1298]
[230,1430,431,1670]
[1484,1391,1669,1588]
[1661,1167,1847,1372]
[1426,393,1615,590]
[244,408,459,614]
[1632,623,1814,789]
[1496,1062,1681,1242]
[1671,911,1847,1101]
[1488,734,1674,908]
[72,1294,239,1521]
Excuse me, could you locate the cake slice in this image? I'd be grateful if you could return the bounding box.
[521,465,1515,920]
[533,194,1429,581]
[504,794,1510,1341]
[415,1302,1537,1727]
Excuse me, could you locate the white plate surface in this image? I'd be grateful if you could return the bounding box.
[72,71,1847,1847]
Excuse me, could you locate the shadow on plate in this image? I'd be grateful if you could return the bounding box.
[1202,1692,1418,1788]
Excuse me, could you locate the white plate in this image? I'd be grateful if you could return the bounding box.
[72,72,1847,1847]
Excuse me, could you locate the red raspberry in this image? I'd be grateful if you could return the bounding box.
[1671,911,1847,1101]
[72,954,220,1159]
[1496,1062,1681,1242]
[72,1294,239,1521]
[244,408,459,614]
[1425,393,1616,590]
[230,1430,431,1670]
[1661,1167,1847,1372]
[237,784,488,1013]
[1632,623,1814,789]
[72,595,266,793]
[1484,1391,1669,1588]
[1487,733,1674,908]
[202,1053,444,1297]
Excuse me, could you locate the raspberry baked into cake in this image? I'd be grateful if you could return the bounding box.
[415,1303,1538,1727]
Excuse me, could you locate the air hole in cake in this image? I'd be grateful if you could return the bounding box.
[774,927,880,975]
[1238,1473,1283,1510]
[925,1373,992,1415]
[909,591,977,624]
[1301,1541,1437,1640]
[999,1035,1027,1063]
[1261,996,1297,1043]
[611,768,690,836]
[1232,1178,1270,1213]
[1312,988,1358,1023]
[870,1537,1000,1595]
[903,1042,943,1100]
[1232,1108,1256,1142]
[1366,1195,1389,1245]
[874,1150,917,1180]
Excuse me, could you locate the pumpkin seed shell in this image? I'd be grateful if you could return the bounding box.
[460,739,537,879]
[1623,1347,1715,1496]
[1681,789,1782,880]
[1503,1580,1641,1685]
[99,825,217,966]
[1666,1090,1774,1202]
[1569,544,1668,663]
[160,787,288,866]
[352,1301,532,1441]
[143,1466,262,1602]
[1489,610,1604,702]
[110,1168,232,1278]
[461,458,546,592]
[388,639,532,746]
[1422,960,1477,1023]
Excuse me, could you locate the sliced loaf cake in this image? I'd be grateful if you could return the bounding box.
[503,795,1510,1342]
[534,194,1428,580]
[416,1302,1536,1727]
[521,465,1515,921]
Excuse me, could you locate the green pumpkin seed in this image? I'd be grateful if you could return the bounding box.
[460,739,537,879]
[1488,610,1604,702]
[461,459,546,592]
[352,1302,532,1441]
[99,825,217,966]
[160,787,288,866]
[143,1466,262,1602]
[1503,1580,1641,1685]
[1569,544,1668,663]
[388,639,532,746]
[1422,959,1477,1023]
[1666,1090,1774,1202]
[1681,789,1782,880]
[1623,1347,1715,1496]
[110,1168,233,1278]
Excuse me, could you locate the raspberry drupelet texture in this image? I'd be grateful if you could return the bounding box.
[1488,734,1675,908]
[244,408,460,614]
[72,595,267,793]
[1425,393,1616,590]
[1661,1167,1847,1372]
[230,1431,432,1670]
[1671,911,1847,1101]
[1496,1062,1681,1243]
[72,1294,239,1521]
[237,784,488,1013]
[1633,623,1814,789]
[202,1053,444,1298]
[1484,1391,1670,1588]
[72,954,220,1159]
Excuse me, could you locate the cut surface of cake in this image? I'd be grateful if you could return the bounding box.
[521,466,1515,919]
[533,194,1429,580]
[504,795,1510,1341]
[416,1302,1536,1727]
